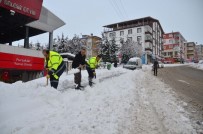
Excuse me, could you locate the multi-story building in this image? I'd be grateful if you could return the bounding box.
[103,16,164,64]
[196,44,203,60]
[162,32,186,63]
[184,42,196,62]
[80,34,101,59]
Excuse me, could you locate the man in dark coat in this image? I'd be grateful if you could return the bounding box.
[153,59,158,76]
[72,48,86,89]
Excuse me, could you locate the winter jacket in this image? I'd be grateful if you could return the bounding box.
[72,52,86,68]
[87,57,99,69]
[46,51,63,79]
[153,60,158,68]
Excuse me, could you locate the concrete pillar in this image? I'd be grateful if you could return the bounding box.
[49,31,53,50]
[24,26,29,48]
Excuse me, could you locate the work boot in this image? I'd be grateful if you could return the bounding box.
[78,83,84,88]
[89,81,93,87]
[75,85,81,90]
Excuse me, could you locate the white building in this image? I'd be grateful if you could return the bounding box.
[103,16,164,64]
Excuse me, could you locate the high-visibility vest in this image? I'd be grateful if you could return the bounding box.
[87,57,99,69]
[47,51,63,79]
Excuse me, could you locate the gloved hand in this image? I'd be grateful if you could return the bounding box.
[48,69,55,76]
[46,75,50,79]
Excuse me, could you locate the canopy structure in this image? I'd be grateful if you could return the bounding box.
[0,0,65,49]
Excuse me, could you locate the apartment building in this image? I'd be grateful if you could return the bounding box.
[80,34,101,59]
[103,16,164,64]
[163,32,186,63]
[196,44,203,60]
[184,42,196,61]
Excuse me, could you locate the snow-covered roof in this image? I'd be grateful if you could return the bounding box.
[129,57,141,62]
[60,52,75,57]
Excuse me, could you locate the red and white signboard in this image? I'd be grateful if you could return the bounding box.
[0,45,44,71]
[0,0,43,20]
[0,52,44,70]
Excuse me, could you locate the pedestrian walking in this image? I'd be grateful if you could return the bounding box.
[153,59,158,76]
[86,54,102,86]
[72,48,86,90]
[42,49,66,89]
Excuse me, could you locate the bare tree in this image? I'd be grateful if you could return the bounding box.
[120,39,143,63]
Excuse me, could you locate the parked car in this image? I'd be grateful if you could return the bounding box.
[123,57,142,70]
[158,61,164,68]
[163,60,172,64]
[198,60,203,64]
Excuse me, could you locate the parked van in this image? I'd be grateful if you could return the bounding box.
[123,57,142,70]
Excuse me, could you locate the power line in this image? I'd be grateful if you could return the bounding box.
[112,0,126,19]
[119,0,129,19]
[109,0,123,20]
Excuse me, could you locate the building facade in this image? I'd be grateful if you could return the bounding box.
[196,44,203,60]
[81,34,101,59]
[184,42,196,62]
[103,16,164,64]
[163,32,186,63]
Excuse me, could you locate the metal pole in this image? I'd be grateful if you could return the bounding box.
[24,26,29,48]
[49,31,53,50]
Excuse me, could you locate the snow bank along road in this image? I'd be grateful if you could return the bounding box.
[0,66,201,134]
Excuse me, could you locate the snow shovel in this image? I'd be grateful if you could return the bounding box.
[46,77,49,86]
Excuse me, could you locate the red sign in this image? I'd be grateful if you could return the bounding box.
[0,52,44,70]
[0,0,43,19]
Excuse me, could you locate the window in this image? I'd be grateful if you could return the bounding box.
[169,34,173,38]
[137,36,142,42]
[169,40,173,44]
[164,46,166,50]
[120,38,124,43]
[137,28,142,33]
[109,33,113,37]
[169,44,173,49]
[127,37,132,42]
[128,29,132,34]
[109,32,115,37]
[120,31,124,36]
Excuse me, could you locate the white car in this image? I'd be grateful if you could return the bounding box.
[198,60,203,64]
[123,57,142,70]
[158,61,164,68]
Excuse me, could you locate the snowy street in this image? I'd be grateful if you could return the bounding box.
[0,65,202,134]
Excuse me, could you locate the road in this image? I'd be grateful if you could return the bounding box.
[158,65,203,125]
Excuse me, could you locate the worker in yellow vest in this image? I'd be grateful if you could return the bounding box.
[86,54,102,86]
[42,50,66,89]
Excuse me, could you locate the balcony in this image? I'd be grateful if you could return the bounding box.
[187,47,194,50]
[145,38,153,43]
[145,26,152,35]
[145,34,153,43]
[145,42,152,51]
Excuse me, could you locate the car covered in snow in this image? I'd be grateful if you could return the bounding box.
[198,60,203,64]
[123,57,142,70]
[158,61,164,68]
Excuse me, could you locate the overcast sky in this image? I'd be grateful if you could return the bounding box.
[14,0,203,45]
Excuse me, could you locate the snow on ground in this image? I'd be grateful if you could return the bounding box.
[0,65,197,134]
[186,62,203,70]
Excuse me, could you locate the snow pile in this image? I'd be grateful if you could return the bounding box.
[0,66,197,134]
[186,62,203,70]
